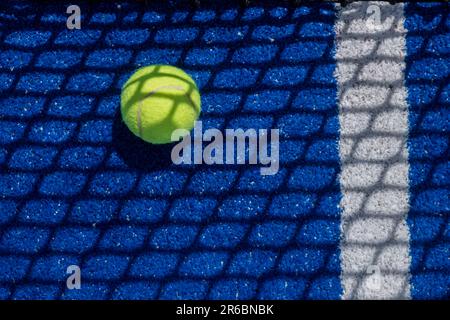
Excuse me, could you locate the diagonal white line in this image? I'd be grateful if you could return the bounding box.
[335,1,412,299]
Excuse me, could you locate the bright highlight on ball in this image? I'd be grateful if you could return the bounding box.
[121,64,201,144]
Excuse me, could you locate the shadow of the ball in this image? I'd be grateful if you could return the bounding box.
[112,110,177,171]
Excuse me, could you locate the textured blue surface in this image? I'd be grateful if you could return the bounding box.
[0,0,342,299]
[2,0,447,301]
[405,2,450,300]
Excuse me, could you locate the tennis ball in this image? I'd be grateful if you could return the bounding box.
[121,65,201,144]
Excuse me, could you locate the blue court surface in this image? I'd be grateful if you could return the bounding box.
[0,0,448,300]
[405,3,449,299]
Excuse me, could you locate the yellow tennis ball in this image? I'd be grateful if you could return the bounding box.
[121,65,201,144]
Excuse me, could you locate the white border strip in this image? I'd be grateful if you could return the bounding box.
[335,1,411,299]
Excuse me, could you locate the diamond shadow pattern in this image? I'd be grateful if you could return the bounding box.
[404,2,449,300]
[0,0,342,299]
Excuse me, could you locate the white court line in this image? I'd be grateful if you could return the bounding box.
[335,1,411,299]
